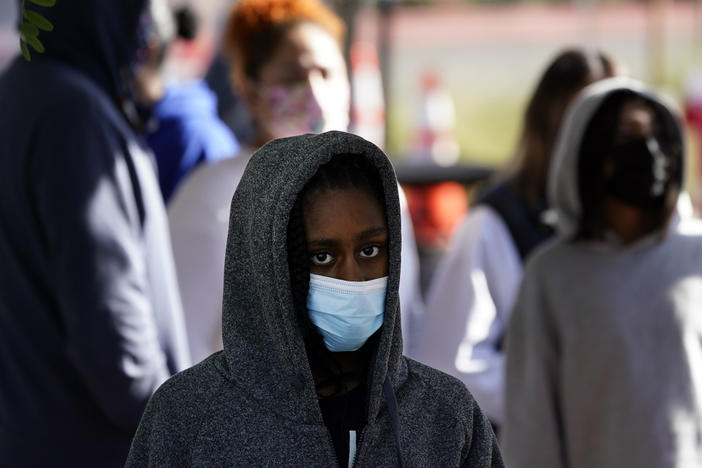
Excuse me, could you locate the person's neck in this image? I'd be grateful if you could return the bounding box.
[311,349,370,398]
[603,197,663,244]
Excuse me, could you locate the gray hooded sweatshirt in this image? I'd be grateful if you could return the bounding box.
[502,78,702,468]
[126,131,503,467]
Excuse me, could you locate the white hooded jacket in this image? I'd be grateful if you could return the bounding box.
[502,77,702,468]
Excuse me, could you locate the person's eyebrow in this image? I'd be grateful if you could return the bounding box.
[306,237,341,248]
[355,227,387,242]
[306,227,387,247]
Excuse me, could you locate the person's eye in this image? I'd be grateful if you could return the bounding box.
[359,245,381,258]
[310,251,333,266]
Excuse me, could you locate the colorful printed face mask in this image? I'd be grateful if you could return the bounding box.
[306,274,387,352]
[259,80,349,139]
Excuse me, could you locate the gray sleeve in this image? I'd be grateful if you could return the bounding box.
[36,109,173,432]
[501,260,566,468]
[126,363,221,466]
[124,392,158,467]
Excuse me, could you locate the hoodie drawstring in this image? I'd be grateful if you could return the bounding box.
[383,376,404,468]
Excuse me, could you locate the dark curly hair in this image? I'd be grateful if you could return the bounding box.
[286,154,385,395]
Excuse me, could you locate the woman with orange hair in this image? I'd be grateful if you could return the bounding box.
[222,0,349,145]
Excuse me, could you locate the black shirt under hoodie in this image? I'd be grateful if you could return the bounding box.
[320,384,366,466]
[126,131,503,467]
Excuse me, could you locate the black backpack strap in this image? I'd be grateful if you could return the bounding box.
[474,180,553,261]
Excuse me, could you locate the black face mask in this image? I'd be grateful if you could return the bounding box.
[604,136,672,211]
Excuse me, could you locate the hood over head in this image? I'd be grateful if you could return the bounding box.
[548,76,685,238]
[24,0,147,100]
[221,131,405,425]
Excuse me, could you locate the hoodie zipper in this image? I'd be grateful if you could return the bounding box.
[350,427,366,468]
[324,430,342,468]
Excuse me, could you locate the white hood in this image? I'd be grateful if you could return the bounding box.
[547,77,685,238]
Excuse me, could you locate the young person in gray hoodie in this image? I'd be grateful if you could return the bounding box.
[126,131,503,467]
[502,77,702,467]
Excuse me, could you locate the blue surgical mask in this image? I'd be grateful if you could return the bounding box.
[307,274,387,352]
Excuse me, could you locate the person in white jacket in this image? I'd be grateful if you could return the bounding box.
[168,0,423,363]
[503,77,702,468]
[416,48,617,426]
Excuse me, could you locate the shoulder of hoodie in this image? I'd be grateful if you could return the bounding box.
[34,60,124,120]
[150,354,479,422]
[141,352,230,435]
[7,59,135,154]
[519,234,569,272]
[3,59,151,187]
[521,215,702,277]
[403,357,486,429]
[127,353,229,463]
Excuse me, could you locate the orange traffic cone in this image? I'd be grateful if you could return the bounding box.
[412,71,460,167]
[404,70,467,251]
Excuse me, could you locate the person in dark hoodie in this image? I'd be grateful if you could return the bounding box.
[0,0,190,466]
[503,78,702,467]
[126,131,503,467]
